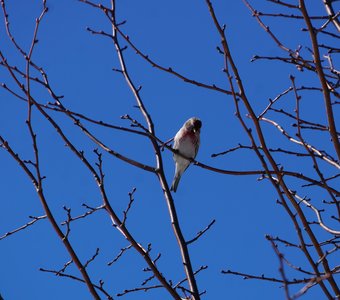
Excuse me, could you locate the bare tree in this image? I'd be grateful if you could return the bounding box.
[0,0,339,299]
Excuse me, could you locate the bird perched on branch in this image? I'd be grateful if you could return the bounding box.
[171,117,202,192]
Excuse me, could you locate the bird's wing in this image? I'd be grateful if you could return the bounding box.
[194,143,199,158]
[173,129,182,150]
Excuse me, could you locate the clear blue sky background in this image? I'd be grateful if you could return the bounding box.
[0,1,336,300]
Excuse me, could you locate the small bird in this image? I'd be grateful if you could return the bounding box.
[170,117,202,192]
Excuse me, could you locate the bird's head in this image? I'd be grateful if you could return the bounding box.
[185,117,202,133]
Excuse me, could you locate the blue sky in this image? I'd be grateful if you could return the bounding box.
[0,1,338,299]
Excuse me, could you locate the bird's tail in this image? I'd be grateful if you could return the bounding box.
[170,173,181,192]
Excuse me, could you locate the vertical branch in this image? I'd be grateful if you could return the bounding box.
[91,151,181,299]
[299,0,340,161]
[267,237,292,300]
[25,0,47,122]
[108,2,200,298]
[109,1,154,135]
[156,172,200,300]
